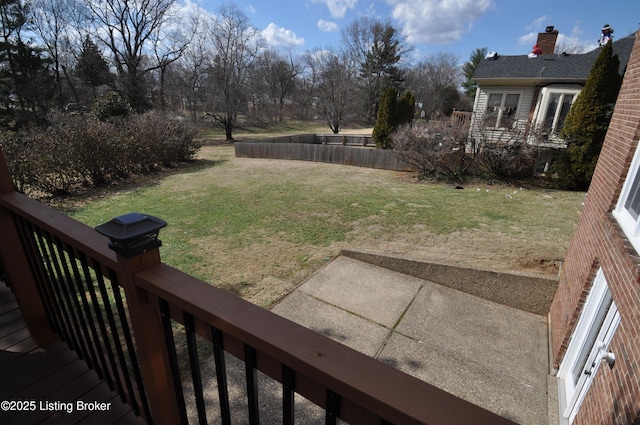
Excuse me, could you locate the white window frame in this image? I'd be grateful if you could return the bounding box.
[613,140,640,254]
[531,85,581,143]
[557,268,620,424]
[482,91,522,129]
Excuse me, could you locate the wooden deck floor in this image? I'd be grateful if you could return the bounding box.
[0,281,146,425]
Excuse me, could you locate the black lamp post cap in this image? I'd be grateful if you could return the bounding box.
[95,212,167,258]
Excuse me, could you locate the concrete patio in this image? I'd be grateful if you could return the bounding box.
[271,252,560,425]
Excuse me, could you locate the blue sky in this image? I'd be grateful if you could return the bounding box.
[196,0,639,63]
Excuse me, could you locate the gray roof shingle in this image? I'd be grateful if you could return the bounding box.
[473,33,636,82]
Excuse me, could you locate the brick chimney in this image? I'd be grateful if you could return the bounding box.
[536,26,559,54]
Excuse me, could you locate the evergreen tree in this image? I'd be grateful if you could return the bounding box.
[342,18,410,121]
[75,36,112,96]
[373,86,398,149]
[396,90,415,126]
[461,47,487,100]
[0,0,54,127]
[553,42,623,189]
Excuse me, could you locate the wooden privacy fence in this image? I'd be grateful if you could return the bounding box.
[0,146,517,425]
[234,134,413,172]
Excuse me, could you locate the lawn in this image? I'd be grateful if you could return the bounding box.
[63,142,585,308]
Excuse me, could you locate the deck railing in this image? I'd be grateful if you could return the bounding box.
[0,148,517,425]
[450,111,473,128]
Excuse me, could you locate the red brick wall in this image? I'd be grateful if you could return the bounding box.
[537,31,559,54]
[549,30,640,424]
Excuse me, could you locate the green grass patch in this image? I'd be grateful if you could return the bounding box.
[64,145,585,306]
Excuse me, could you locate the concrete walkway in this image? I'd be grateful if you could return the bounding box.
[271,254,557,425]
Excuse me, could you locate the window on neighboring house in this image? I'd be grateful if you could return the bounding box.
[482,93,520,129]
[557,268,620,424]
[613,140,640,254]
[544,93,575,133]
[534,86,581,135]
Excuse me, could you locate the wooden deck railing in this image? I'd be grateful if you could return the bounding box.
[0,147,517,425]
[451,111,472,128]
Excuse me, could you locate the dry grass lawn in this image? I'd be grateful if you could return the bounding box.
[64,135,585,308]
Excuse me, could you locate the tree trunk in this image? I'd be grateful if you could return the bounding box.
[224,116,234,141]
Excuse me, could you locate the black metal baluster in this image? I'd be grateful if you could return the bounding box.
[13,216,61,335]
[325,389,340,425]
[27,223,71,339]
[93,259,131,401]
[244,344,260,425]
[212,326,232,425]
[53,237,95,368]
[33,226,78,350]
[92,260,127,396]
[78,252,116,390]
[106,268,147,418]
[44,232,90,358]
[158,298,189,425]
[184,311,208,425]
[282,365,295,425]
[65,245,107,382]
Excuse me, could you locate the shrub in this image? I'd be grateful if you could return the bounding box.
[1,111,201,196]
[477,142,537,180]
[373,87,398,149]
[91,91,134,121]
[396,91,416,127]
[392,122,474,183]
[373,88,416,149]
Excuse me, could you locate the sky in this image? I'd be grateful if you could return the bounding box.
[196,0,639,63]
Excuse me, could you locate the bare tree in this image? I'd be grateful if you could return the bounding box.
[405,53,462,120]
[85,0,189,111]
[151,8,198,111]
[168,18,212,120]
[304,48,358,133]
[250,49,301,123]
[205,3,263,140]
[30,0,82,105]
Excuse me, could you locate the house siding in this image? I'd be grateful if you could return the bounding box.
[469,85,537,142]
[549,30,640,425]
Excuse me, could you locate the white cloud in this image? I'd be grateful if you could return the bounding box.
[359,3,377,17]
[318,19,339,32]
[388,0,493,45]
[555,34,596,54]
[313,0,357,19]
[518,32,537,47]
[246,4,256,14]
[262,23,305,48]
[525,16,549,31]
[571,20,584,36]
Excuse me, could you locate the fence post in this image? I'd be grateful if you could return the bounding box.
[0,148,57,346]
[97,214,183,425]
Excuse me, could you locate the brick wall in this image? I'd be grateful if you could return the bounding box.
[536,30,559,54]
[549,30,640,424]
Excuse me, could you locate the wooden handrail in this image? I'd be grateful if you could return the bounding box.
[0,191,117,270]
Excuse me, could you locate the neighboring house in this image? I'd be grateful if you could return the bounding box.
[549,29,639,424]
[469,27,635,171]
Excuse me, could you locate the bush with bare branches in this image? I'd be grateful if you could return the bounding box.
[1,112,200,196]
[393,120,544,183]
[392,122,475,183]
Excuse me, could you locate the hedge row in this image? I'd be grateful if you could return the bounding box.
[1,112,200,195]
